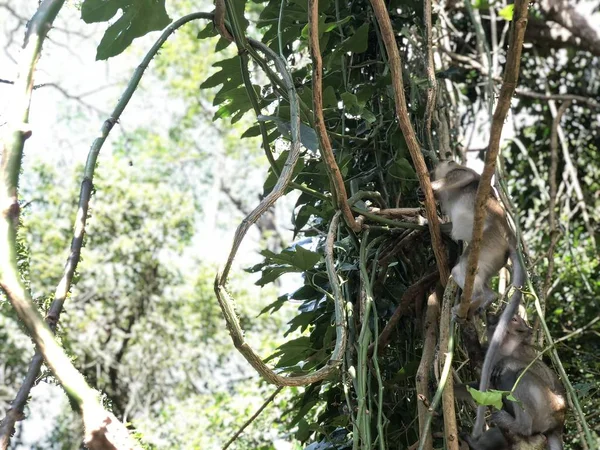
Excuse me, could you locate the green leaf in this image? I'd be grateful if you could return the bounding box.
[201,56,243,90]
[341,92,359,109]
[290,246,321,270]
[322,85,338,107]
[81,0,120,22]
[361,109,377,124]
[262,150,305,193]
[498,4,514,21]
[466,386,505,410]
[255,266,300,286]
[82,0,172,60]
[257,115,320,152]
[258,294,289,316]
[342,23,369,54]
[389,157,416,180]
[197,22,217,39]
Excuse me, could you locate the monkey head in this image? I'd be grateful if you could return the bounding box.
[433,160,460,182]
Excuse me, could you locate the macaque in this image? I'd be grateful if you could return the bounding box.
[430,160,527,437]
[463,314,566,450]
[431,160,519,317]
[488,315,567,450]
[462,428,547,450]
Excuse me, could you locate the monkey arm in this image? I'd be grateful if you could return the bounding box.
[491,409,534,437]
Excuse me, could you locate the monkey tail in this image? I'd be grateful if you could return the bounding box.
[472,244,526,438]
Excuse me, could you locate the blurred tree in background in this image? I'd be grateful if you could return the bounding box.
[0,0,598,449]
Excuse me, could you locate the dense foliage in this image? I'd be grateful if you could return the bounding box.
[0,0,599,449]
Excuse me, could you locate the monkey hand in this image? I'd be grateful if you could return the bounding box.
[417,187,426,203]
[451,304,469,324]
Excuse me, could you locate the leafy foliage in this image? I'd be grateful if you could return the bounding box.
[81,0,172,60]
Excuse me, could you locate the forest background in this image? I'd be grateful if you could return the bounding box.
[0,0,599,449]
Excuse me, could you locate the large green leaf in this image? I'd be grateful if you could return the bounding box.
[466,386,505,410]
[257,115,320,152]
[82,0,172,60]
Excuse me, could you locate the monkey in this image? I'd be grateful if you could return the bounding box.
[431,160,517,317]
[461,427,547,450]
[458,314,566,450]
[430,160,527,438]
[487,314,567,450]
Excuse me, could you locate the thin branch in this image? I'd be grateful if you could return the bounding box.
[368,0,450,283]
[546,91,598,253]
[215,210,347,386]
[498,172,596,448]
[0,0,141,448]
[418,282,458,450]
[456,0,530,318]
[541,101,571,318]
[423,0,437,158]
[221,386,283,450]
[415,288,440,450]
[0,12,214,449]
[369,270,439,356]
[439,281,459,450]
[442,49,600,109]
[308,0,360,232]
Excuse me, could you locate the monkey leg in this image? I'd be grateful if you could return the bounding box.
[491,410,534,437]
[461,428,509,450]
[545,430,564,450]
[474,286,498,316]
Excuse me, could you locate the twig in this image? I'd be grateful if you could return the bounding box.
[532,291,596,446]
[0,12,214,449]
[464,0,493,118]
[545,87,598,254]
[418,282,458,450]
[423,0,437,157]
[456,0,530,318]
[442,49,600,109]
[369,270,439,355]
[438,280,459,450]
[370,207,421,217]
[308,0,360,232]
[221,386,283,450]
[415,288,441,450]
[539,100,571,331]
[357,232,387,450]
[368,0,449,283]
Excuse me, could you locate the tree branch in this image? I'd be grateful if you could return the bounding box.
[541,100,571,316]
[415,288,441,450]
[369,270,439,356]
[368,0,450,284]
[423,0,437,159]
[308,0,360,232]
[439,281,459,450]
[456,0,530,318]
[441,48,600,109]
[0,11,214,449]
[221,386,283,450]
[215,211,347,386]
